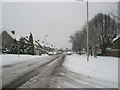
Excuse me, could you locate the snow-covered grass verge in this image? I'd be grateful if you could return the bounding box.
[0,54,48,66]
[64,54,118,87]
[0,55,2,88]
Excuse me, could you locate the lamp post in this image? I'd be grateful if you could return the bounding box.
[86,1,89,61]
[44,35,48,46]
[77,0,89,61]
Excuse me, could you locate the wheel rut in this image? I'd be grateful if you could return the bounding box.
[2,55,64,89]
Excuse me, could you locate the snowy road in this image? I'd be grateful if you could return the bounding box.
[2,54,65,89]
[1,54,118,89]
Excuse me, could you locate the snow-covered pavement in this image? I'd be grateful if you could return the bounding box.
[0,55,2,89]
[64,54,118,88]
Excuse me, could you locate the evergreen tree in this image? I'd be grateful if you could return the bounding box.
[27,32,34,55]
[10,39,18,54]
[19,37,27,54]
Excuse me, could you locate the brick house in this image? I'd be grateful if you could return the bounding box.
[112,36,120,50]
[34,40,44,55]
[44,44,54,52]
[0,31,14,53]
[105,34,120,57]
[34,40,55,55]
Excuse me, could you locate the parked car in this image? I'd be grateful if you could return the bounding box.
[66,52,73,55]
[48,52,54,55]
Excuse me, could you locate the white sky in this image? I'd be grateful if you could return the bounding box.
[1,1,117,49]
[0,2,2,33]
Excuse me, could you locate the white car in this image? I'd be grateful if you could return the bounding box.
[66,52,73,55]
[48,52,54,55]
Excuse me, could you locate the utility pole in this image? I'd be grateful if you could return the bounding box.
[44,35,48,46]
[87,1,89,61]
[76,0,89,61]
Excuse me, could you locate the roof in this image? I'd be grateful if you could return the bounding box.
[35,40,43,48]
[45,44,52,48]
[1,31,14,40]
[1,30,14,39]
[112,34,120,42]
[1,30,21,41]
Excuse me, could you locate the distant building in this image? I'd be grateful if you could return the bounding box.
[112,35,120,50]
[0,34,2,53]
[105,34,120,57]
[44,44,54,52]
[34,40,44,55]
[93,45,102,55]
[34,41,55,55]
[0,31,14,53]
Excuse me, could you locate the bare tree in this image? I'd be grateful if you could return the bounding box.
[70,13,118,56]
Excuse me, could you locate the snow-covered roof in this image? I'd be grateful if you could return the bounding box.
[112,34,120,42]
[1,30,20,40]
[34,41,43,48]
[0,31,14,39]
[45,44,52,48]
[39,42,44,47]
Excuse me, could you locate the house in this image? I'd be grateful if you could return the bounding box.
[112,34,120,50]
[0,43,1,54]
[34,41,50,55]
[105,34,120,57]
[0,31,14,53]
[89,45,102,57]
[34,40,43,55]
[44,44,55,52]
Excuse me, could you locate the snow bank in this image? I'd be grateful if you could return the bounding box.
[0,54,48,66]
[0,55,2,88]
[64,54,118,86]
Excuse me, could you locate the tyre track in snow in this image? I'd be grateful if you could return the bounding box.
[48,67,118,88]
[18,55,65,88]
[2,55,64,89]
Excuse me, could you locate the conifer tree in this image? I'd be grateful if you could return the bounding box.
[27,32,34,55]
[10,39,18,54]
[19,37,27,54]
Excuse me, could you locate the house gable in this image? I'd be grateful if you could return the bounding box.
[1,31,14,49]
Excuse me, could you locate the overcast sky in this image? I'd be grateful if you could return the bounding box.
[2,2,117,49]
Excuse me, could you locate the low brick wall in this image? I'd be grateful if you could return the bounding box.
[105,50,120,57]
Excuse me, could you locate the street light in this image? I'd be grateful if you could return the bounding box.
[44,35,48,46]
[86,1,89,61]
[77,0,89,61]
